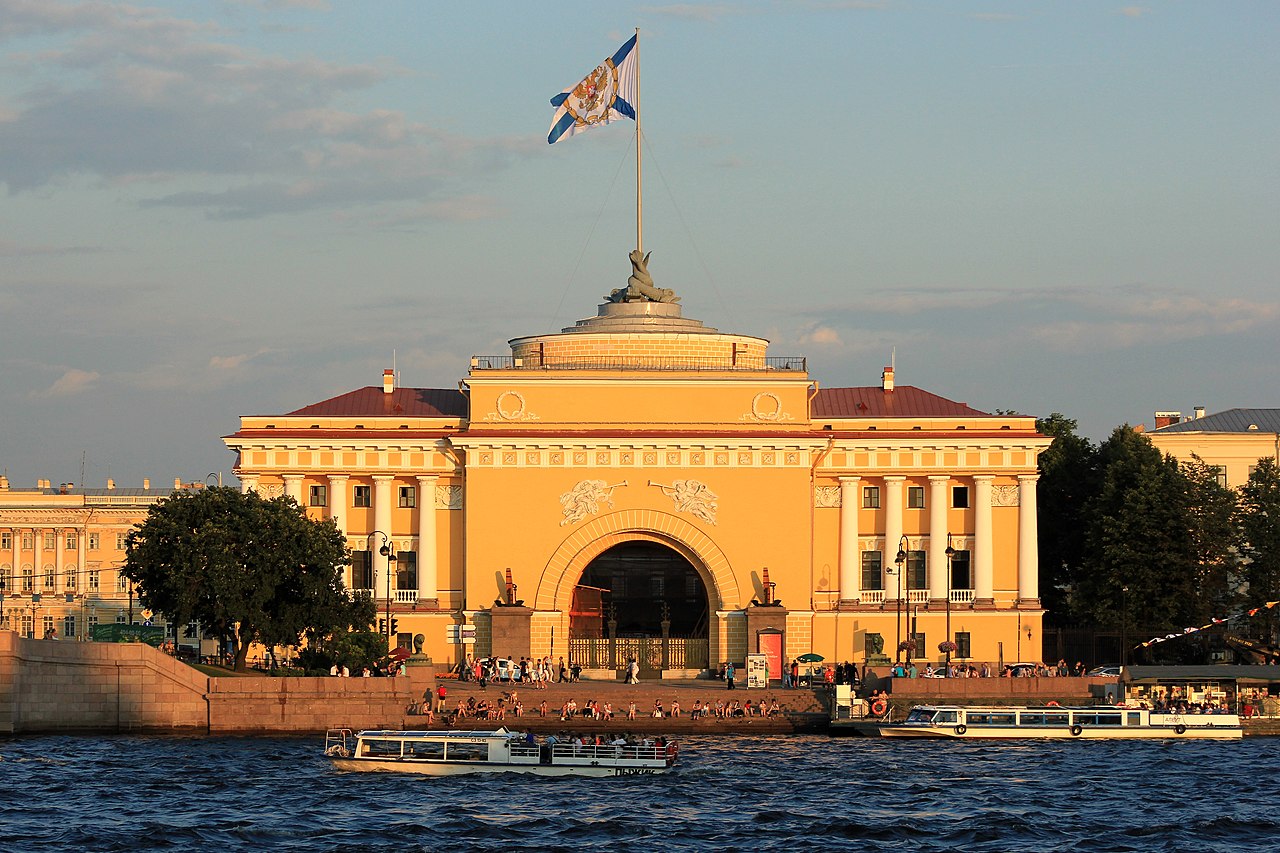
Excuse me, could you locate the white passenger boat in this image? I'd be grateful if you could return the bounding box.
[879,705,1242,740]
[324,727,678,776]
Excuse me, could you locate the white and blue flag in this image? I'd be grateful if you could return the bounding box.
[547,35,637,144]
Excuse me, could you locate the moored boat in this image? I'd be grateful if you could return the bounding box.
[324,727,678,776]
[880,705,1242,740]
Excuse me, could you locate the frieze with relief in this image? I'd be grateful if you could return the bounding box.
[991,485,1020,507]
[740,391,795,422]
[434,485,463,510]
[814,486,842,508]
[650,479,719,526]
[484,390,540,422]
[560,480,628,526]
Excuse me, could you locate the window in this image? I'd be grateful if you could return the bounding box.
[862,486,880,509]
[956,631,971,659]
[116,533,128,550]
[351,551,374,590]
[43,569,55,590]
[22,533,34,550]
[63,615,76,639]
[907,550,926,590]
[22,568,33,592]
[116,614,127,624]
[861,551,883,591]
[65,571,76,590]
[42,615,54,637]
[395,551,418,590]
[118,572,129,591]
[44,533,56,550]
[907,486,925,509]
[0,570,10,594]
[88,613,99,632]
[950,550,972,590]
[22,615,33,637]
[88,570,100,591]
[65,533,77,550]
[353,486,371,507]
[398,486,416,508]
[1209,466,1227,488]
[309,485,328,507]
[910,631,926,657]
[88,533,99,550]
[1,532,10,550]
[952,486,970,508]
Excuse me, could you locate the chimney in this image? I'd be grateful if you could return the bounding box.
[0,475,8,490]
[174,477,182,489]
[881,365,895,392]
[143,478,151,490]
[1194,406,1206,420]
[1154,411,1182,429]
[107,479,115,490]
[383,368,395,395]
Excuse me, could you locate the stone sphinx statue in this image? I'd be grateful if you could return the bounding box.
[605,249,680,304]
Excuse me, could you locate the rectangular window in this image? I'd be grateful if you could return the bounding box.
[22,615,33,637]
[22,568,34,592]
[952,486,970,508]
[398,486,416,508]
[907,486,925,509]
[1209,466,1227,488]
[956,632,971,659]
[1,532,10,550]
[862,486,880,509]
[910,631,926,657]
[88,570,100,591]
[860,551,883,591]
[65,572,76,590]
[351,551,374,590]
[353,486,371,507]
[950,550,972,590]
[44,570,55,590]
[44,533,57,550]
[43,615,55,637]
[116,614,127,624]
[63,615,76,639]
[907,550,926,590]
[65,533,77,550]
[118,572,129,591]
[89,614,99,632]
[116,533,127,550]
[22,533,34,550]
[309,485,328,507]
[397,551,417,590]
[88,533,99,550]
[0,570,10,594]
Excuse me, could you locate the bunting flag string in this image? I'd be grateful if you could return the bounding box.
[1137,600,1280,649]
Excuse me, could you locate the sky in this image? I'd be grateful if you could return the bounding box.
[2,0,1277,489]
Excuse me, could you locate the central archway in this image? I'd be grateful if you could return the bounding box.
[572,541,709,638]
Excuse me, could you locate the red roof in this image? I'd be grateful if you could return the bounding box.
[812,386,988,419]
[285,387,467,419]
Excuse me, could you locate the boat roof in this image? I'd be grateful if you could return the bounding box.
[357,727,514,739]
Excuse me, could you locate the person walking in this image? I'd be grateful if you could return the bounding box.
[725,661,736,690]
[626,657,640,684]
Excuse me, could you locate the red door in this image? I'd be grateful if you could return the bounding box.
[759,631,783,684]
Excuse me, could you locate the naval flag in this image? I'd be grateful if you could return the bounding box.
[547,34,637,144]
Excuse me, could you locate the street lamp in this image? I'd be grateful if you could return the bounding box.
[944,534,956,676]
[894,534,909,665]
[369,530,398,649]
[1121,585,1129,667]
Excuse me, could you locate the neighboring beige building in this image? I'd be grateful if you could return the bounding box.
[1147,408,1280,488]
[0,477,197,642]
[226,298,1051,676]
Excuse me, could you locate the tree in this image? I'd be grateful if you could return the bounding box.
[1075,426,1199,635]
[1180,455,1243,621]
[1035,413,1099,625]
[1239,458,1280,642]
[123,487,375,671]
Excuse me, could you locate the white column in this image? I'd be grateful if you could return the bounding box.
[327,475,349,540]
[372,475,395,613]
[239,474,259,494]
[34,529,43,591]
[77,526,86,597]
[884,476,905,600]
[54,528,64,593]
[282,474,304,504]
[1018,475,1040,605]
[837,476,860,601]
[928,476,949,601]
[973,476,994,604]
[417,475,438,602]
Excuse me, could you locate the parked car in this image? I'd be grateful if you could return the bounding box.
[1087,665,1123,677]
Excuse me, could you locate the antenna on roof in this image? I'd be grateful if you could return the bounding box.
[891,346,896,372]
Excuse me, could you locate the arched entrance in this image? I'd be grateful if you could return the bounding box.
[569,541,711,675]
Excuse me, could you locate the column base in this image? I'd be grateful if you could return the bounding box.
[971,598,997,610]
[1016,598,1042,610]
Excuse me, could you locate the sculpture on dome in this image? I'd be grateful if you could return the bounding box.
[606,249,680,304]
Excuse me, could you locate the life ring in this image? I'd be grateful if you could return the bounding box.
[1046,701,1060,707]
[1070,724,1083,736]
[870,697,888,717]
[954,724,967,736]
[1174,724,1186,735]
[666,743,677,761]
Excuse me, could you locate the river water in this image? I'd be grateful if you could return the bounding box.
[1,733,1274,851]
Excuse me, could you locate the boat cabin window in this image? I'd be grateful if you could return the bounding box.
[1072,712,1122,726]
[363,739,403,758]
[405,741,446,760]
[967,712,1016,726]
[906,709,938,723]
[1019,712,1045,726]
[1127,712,1142,727]
[935,710,959,724]
[1044,713,1070,726]
[445,742,489,762]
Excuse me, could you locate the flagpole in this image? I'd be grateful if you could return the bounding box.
[635,27,642,255]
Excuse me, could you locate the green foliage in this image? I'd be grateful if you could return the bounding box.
[1240,458,1280,640]
[123,487,375,671]
[1180,454,1242,619]
[1035,413,1099,624]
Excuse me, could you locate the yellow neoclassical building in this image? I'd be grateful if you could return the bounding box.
[225,296,1050,676]
[1147,408,1280,489]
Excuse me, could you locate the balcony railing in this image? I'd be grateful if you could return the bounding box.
[949,589,975,604]
[394,590,419,604]
[859,590,886,605]
[470,355,806,372]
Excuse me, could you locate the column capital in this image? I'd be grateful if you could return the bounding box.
[883,475,907,482]
[281,473,303,481]
[1017,474,1040,483]
[837,475,861,484]
[416,474,439,484]
[371,474,395,482]
[327,473,350,482]
[928,475,950,483]
[972,474,995,483]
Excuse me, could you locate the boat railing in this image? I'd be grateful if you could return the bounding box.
[324,728,353,757]
[549,743,668,763]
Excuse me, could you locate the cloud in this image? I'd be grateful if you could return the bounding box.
[638,4,738,22]
[32,368,100,398]
[210,348,272,370]
[799,324,842,345]
[969,13,1023,22]
[1119,6,1150,18]
[0,238,104,257]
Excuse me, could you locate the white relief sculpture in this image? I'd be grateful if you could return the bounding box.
[814,486,842,507]
[740,391,794,422]
[435,485,463,510]
[262,483,284,498]
[649,479,719,526]
[559,480,628,526]
[484,390,540,422]
[991,485,1020,507]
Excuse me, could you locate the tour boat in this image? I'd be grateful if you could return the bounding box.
[323,727,678,776]
[879,705,1242,740]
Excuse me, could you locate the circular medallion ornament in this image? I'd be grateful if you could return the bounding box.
[495,391,526,420]
[752,392,784,421]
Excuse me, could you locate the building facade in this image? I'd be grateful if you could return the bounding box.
[225,298,1050,675]
[1147,408,1280,488]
